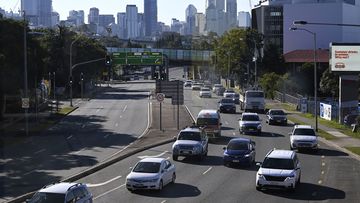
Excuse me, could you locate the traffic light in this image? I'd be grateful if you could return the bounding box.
[105,55,111,66]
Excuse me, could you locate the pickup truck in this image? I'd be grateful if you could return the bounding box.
[239,90,265,113]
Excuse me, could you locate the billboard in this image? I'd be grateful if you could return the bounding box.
[330,43,360,72]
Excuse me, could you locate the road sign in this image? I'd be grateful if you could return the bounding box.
[22,98,30,109]
[156,93,165,102]
[112,52,163,65]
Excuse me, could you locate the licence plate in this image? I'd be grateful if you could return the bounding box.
[232,160,240,163]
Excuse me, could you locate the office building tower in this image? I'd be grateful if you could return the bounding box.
[238,11,251,28]
[126,5,139,39]
[88,7,99,24]
[185,4,197,35]
[144,0,158,36]
[226,0,237,29]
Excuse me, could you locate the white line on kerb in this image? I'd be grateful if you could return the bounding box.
[93,183,126,200]
[87,175,122,187]
[203,167,212,175]
[138,151,169,159]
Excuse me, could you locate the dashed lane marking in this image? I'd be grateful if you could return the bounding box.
[203,167,212,175]
[93,184,126,200]
[87,175,122,187]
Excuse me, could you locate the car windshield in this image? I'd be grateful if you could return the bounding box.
[270,110,285,115]
[197,118,218,126]
[29,192,65,203]
[246,92,264,97]
[262,158,295,170]
[227,141,249,150]
[133,162,161,173]
[221,99,234,103]
[293,128,315,136]
[178,131,201,141]
[242,115,259,121]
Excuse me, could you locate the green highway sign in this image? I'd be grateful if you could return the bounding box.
[112,52,163,65]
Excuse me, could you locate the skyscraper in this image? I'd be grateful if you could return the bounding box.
[185,4,197,35]
[21,0,52,27]
[126,5,139,39]
[144,0,158,36]
[88,7,99,24]
[226,0,237,29]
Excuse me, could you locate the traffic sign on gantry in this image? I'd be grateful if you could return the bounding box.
[112,52,163,66]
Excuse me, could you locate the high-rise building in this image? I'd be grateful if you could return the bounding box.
[21,0,52,27]
[126,5,139,39]
[117,12,127,38]
[99,15,115,28]
[195,13,206,36]
[238,11,251,29]
[67,10,84,26]
[144,0,158,36]
[226,0,237,29]
[88,7,99,24]
[185,4,197,35]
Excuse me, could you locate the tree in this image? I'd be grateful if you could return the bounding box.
[319,68,338,97]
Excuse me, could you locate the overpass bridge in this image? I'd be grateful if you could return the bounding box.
[106,47,214,66]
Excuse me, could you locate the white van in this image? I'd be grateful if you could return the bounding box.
[196,109,222,138]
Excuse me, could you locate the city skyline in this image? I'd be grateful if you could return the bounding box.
[1,0,254,25]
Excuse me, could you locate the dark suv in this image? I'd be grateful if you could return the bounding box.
[218,98,236,114]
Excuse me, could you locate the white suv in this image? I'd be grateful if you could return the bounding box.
[289,125,318,151]
[256,149,301,192]
[28,182,93,203]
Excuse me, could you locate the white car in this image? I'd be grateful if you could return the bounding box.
[126,158,176,191]
[289,125,318,151]
[28,182,93,203]
[199,87,212,98]
[256,149,301,192]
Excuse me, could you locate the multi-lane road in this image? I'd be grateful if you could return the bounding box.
[75,69,359,202]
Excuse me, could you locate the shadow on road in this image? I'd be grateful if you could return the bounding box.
[133,183,201,198]
[261,182,346,201]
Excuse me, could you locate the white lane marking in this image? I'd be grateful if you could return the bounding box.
[24,170,35,176]
[123,105,128,112]
[115,123,119,127]
[94,184,126,200]
[138,151,169,159]
[67,135,73,140]
[203,167,213,175]
[34,149,46,154]
[87,175,122,187]
[104,134,110,139]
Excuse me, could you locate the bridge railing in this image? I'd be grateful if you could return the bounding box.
[106,47,214,62]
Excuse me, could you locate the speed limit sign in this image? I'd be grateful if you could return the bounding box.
[156,93,165,102]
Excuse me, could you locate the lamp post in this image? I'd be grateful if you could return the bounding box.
[290,27,318,132]
[69,36,81,107]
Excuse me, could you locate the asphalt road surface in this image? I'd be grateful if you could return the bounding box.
[78,76,359,202]
[0,82,153,201]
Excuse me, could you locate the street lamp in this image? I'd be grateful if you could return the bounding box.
[69,35,82,107]
[290,27,318,132]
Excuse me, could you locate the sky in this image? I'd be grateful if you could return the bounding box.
[0,0,254,25]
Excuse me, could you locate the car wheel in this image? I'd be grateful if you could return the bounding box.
[171,173,176,184]
[172,155,178,161]
[158,180,163,191]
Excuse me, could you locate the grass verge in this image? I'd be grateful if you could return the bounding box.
[345,147,360,156]
[287,115,337,140]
